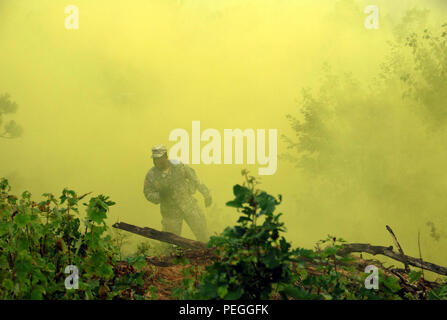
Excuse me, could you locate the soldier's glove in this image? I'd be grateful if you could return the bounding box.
[204,195,212,208]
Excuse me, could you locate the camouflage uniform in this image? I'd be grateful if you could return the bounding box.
[143,158,211,242]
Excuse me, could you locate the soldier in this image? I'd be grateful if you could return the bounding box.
[143,144,212,243]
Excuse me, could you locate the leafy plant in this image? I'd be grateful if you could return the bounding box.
[171,257,203,300]
[0,178,148,299]
[428,282,447,300]
[135,241,152,256]
[185,170,301,300]
[111,228,131,260]
[171,172,436,301]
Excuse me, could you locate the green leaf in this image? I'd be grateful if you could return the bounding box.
[31,286,45,300]
[255,192,277,216]
[408,270,422,283]
[2,279,13,291]
[0,221,10,236]
[130,255,146,271]
[217,285,228,298]
[14,213,30,227]
[281,285,309,300]
[226,185,251,208]
[225,287,243,299]
[383,276,401,293]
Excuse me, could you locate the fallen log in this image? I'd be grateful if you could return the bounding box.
[339,243,447,276]
[112,221,207,250]
[113,222,447,277]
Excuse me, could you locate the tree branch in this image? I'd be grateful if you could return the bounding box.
[339,243,447,276]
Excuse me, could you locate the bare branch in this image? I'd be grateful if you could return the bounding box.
[386,225,410,272]
[339,243,447,276]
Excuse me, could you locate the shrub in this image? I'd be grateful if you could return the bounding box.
[0,178,146,299]
[188,170,301,299]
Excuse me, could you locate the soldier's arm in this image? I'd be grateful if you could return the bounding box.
[184,165,211,199]
[143,173,161,204]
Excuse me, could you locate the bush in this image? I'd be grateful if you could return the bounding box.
[0,178,147,299]
[187,170,301,299]
[174,171,447,300]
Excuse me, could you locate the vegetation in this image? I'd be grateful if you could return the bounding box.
[0,93,22,139]
[170,172,447,300]
[0,178,148,299]
[178,170,301,299]
[0,174,446,300]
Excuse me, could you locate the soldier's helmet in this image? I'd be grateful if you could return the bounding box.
[151,144,168,158]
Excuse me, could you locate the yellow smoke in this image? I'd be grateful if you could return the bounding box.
[0,0,446,276]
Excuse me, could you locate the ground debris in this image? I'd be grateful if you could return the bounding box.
[116,248,445,300]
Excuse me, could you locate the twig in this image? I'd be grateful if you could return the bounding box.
[418,231,426,283]
[386,225,410,273]
[77,192,92,200]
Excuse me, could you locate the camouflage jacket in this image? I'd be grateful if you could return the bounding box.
[143,160,210,213]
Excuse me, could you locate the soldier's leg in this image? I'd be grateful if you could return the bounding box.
[160,214,183,253]
[183,205,209,243]
[160,205,183,235]
[161,216,183,236]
